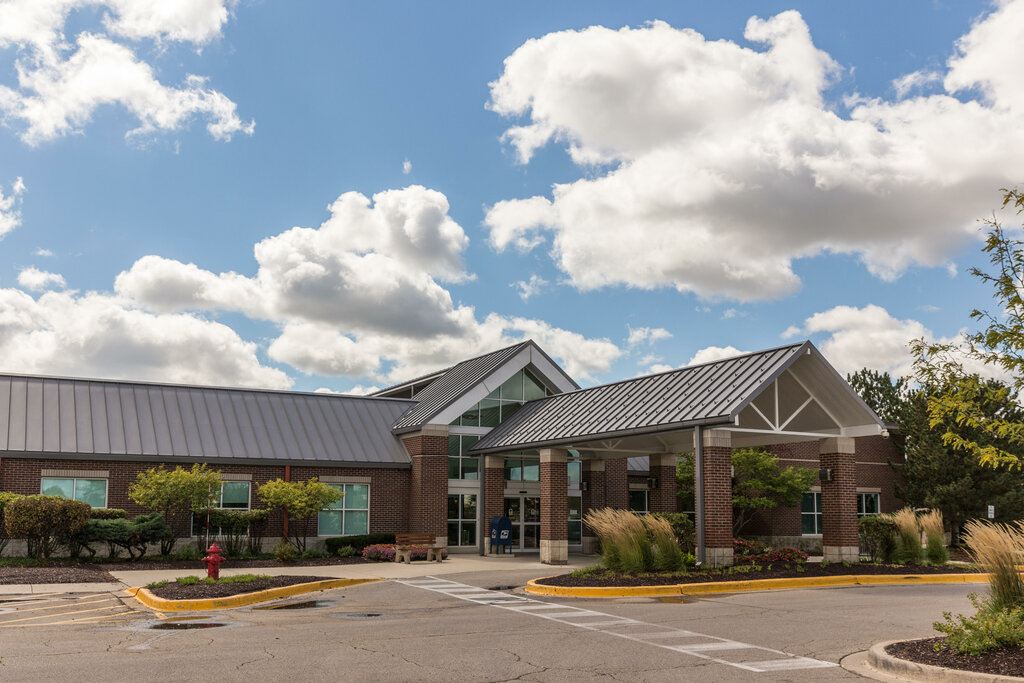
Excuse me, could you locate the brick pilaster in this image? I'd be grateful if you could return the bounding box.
[484,455,505,548]
[580,459,605,554]
[401,425,449,546]
[648,454,678,514]
[604,457,628,510]
[820,437,858,562]
[700,430,734,566]
[539,448,568,564]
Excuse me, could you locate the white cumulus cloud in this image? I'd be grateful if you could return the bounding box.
[115,184,623,383]
[0,0,252,144]
[0,177,25,238]
[17,266,65,291]
[687,345,747,366]
[0,288,290,388]
[626,326,672,347]
[485,6,1024,301]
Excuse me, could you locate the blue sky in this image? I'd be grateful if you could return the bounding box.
[0,0,1015,393]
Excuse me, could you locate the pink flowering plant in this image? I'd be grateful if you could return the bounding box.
[362,543,449,562]
[732,537,808,565]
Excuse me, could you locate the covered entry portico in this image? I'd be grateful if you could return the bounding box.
[470,342,884,566]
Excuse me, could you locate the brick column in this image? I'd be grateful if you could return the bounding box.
[581,459,605,554]
[604,457,629,510]
[484,455,505,554]
[820,437,858,562]
[539,448,568,565]
[648,453,678,514]
[700,429,734,567]
[401,425,448,547]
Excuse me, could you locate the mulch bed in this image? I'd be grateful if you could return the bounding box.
[148,575,334,600]
[0,564,118,584]
[95,556,367,571]
[537,562,983,587]
[887,637,1024,677]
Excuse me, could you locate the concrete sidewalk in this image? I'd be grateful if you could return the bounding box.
[0,553,594,594]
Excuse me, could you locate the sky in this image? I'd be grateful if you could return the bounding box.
[0,0,1018,394]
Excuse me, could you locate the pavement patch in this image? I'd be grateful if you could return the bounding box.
[395,576,837,674]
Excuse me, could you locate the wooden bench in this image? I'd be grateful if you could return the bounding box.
[394,533,445,563]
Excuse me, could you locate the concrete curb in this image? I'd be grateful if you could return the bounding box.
[126,577,380,611]
[524,572,989,598]
[868,639,1024,682]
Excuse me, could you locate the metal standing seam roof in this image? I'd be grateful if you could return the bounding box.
[470,342,809,454]
[390,340,578,433]
[0,374,416,466]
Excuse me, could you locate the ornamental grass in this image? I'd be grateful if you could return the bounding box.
[963,519,1024,611]
[583,508,692,573]
[919,509,949,565]
[891,507,922,565]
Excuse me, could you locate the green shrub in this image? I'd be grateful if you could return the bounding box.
[0,492,21,556]
[147,579,169,589]
[858,515,898,563]
[335,545,357,558]
[207,509,268,557]
[177,575,200,585]
[301,549,326,559]
[4,495,91,559]
[325,533,396,555]
[651,513,695,553]
[172,542,202,561]
[273,540,297,561]
[71,512,172,560]
[89,508,127,520]
[934,594,1024,654]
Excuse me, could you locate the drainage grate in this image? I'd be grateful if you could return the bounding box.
[253,600,329,610]
[150,622,226,630]
[656,596,693,604]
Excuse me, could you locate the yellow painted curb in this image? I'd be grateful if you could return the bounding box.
[524,572,990,598]
[127,578,381,611]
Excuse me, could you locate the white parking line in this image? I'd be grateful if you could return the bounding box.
[395,577,836,674]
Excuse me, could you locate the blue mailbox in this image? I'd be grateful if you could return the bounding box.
[489,516,512,554]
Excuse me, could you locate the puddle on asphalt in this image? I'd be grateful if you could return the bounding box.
[150,622,227,630]
[333,612,402,620]
[487,585,519,591]
[253,600,330,610]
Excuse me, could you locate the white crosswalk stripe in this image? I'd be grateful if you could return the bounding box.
[395,577,837,674]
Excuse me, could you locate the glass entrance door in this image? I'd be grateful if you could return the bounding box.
[504,496,540,551]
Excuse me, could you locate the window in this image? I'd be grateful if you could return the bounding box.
[41,477,107,508]
[448,435,480,480]
[318,484,369,536]
[801,492,822,535]
[628,489,649,514]
[452,369,553,427]
[857,492,880,517]
[568,460,581,486]
[504,454,539,482]
[447,494,476,546]
[568,495,582,545]
[192,481,250,536]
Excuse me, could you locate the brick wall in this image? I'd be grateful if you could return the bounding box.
[0,456,410,540]
[649,464,677,514]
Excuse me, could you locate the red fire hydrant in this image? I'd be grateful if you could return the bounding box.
[201,543,224,580]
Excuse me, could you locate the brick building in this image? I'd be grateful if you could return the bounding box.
[0,340,900,565]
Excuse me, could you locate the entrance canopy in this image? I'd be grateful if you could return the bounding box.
[470,341,883,458]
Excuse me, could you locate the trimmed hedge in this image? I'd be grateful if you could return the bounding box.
[325,533,396,555]
[89,508,127,520]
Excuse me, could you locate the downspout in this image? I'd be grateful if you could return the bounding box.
[694,425,705,566]
[282,465,290,543]
[478,458,486,556]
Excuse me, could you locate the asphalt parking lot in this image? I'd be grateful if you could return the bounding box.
[0,572,975,682]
